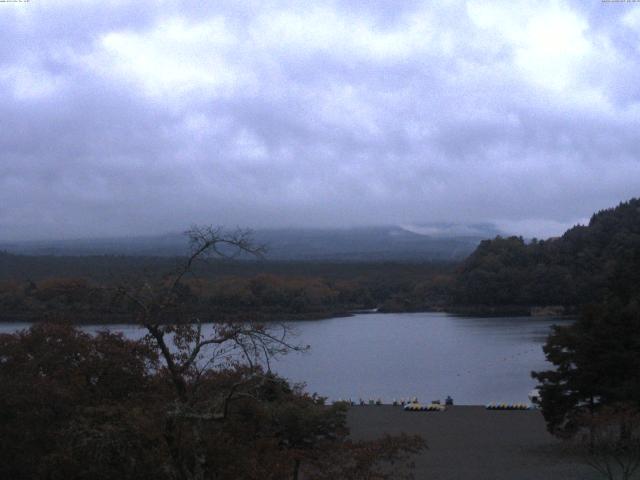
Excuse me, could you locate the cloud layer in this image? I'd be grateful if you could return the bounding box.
[1,0,639,240]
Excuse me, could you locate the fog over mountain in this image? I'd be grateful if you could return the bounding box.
[1,1,639,241]
[0,224,504,261]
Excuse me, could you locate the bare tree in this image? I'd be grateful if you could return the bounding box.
[115,226,306,480]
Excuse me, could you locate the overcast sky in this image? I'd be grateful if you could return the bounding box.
[1,0,639,241]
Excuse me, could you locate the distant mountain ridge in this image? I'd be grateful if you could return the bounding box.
[0,224,502,262]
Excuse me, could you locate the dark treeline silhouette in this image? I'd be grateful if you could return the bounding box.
[0,256,454,323]
[0,253,454,283]
[533,300,640,434]
[527,202,640,476]
[454,198,640,311]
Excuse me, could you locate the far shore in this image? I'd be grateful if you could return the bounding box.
[0,304,578,325]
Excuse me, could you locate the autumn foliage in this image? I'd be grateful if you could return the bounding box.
[0,323,424,479]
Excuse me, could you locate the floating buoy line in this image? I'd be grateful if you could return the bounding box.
[485,403,530,410]
[403,403,446,412]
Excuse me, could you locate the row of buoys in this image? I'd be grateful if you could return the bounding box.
[335,397,421,406]
[334,398,427,406]
[333,397,454,407]
[403,403,446,412]
[486,403,531,410]
[334,398,384,406]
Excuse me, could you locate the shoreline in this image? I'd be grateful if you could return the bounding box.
[0,305,577,325]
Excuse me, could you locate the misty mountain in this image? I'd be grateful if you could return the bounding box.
[0,224,502,262]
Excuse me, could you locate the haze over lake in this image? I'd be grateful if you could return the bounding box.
[0,312,565,405]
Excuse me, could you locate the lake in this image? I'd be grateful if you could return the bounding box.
[0,312,567,405]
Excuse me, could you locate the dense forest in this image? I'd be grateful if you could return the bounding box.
[453,198,640,311]
[528,202,640,459]
[1,198,639,322]
[0,228,428,480]
[0,255,454,323]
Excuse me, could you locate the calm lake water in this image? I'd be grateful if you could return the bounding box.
[0,312,567,405]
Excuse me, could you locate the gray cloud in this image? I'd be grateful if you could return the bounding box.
[0,0,639,241]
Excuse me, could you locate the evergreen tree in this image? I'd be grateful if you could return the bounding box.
[532,300,640,437]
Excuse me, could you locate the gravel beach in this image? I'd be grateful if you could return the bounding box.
[347,406,600,480]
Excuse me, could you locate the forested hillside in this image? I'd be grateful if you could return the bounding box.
[3,199,639,321]
[454,198,640,308]
[0,255,454,323]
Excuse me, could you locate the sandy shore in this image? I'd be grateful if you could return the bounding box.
[347,406,600,480]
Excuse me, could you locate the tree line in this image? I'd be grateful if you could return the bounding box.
[0,227,425,480]
[454,198,640,310]
[527,200,640,478]
[0,261,454,323]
